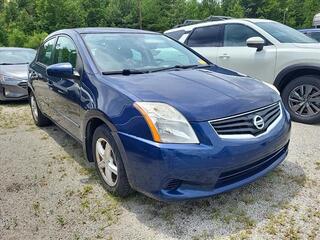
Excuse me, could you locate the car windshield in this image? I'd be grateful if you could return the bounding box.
[0,49,36,65]
[256,22,318,44]
[82,33,208,73]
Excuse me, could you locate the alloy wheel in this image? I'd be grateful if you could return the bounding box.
[288,84,320,117]
[95,138,118,187]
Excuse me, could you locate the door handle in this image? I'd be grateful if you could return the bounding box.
[219,54,230,59]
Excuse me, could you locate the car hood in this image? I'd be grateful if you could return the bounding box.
[0,64,28,80]
[105,66,280,121]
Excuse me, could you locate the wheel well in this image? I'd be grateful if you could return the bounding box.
[85,118,109,162]
[276,68,320,93]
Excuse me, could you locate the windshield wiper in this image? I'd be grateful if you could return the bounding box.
[101,64,213,76]
[149,64,212,73]
[0,62,29,65]
[102,69,150,76]
[150,64,198,73]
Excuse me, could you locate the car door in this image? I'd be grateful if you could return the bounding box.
[217,24,277,83]
[48,35,82,140]
[186,25,223,64]
[30,37,57,116]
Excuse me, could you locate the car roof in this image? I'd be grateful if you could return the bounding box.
[47,27,159,39]
[165,18,274,33]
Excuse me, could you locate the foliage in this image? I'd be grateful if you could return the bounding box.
[0,0,319,48]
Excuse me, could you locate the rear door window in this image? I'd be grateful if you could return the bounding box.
[187,25,223,47]
[223,24,262,47]
[37,38,56,65]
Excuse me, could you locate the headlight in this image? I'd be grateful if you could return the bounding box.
[0,75,11,82]
[134,102,199,144]
[263,82,280,95]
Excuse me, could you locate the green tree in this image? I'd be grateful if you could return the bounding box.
[7,29,26,47]
[24,32,48,49]
[0,0,318,47]
[226,0,245,18]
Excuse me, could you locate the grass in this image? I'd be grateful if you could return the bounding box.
[220,208,257,229]
[0,105,33,128]
[315,161,320,170]
[32,202,41,217]
[53,153,74,163]
[56,215,66,227]
[79,185,93,198]
[78,167,96,176]
[265,211,287,235]
[229,229,252,240]
[81,199,90,210]
[65,189,75,198]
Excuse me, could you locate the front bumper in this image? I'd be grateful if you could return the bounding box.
[118,104,291,201]
[0,79,28,101]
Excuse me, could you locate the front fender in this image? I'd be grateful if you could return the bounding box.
[82,109,128,164]
[274,63,320,90]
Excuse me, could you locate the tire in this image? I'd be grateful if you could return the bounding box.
[92,125,133,197]
[29,92,51,127]
[282,75,320,124]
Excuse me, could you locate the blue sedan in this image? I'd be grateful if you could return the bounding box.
[28,28,291,201]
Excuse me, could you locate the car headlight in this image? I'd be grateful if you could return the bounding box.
[134,102,199,144]
[263,82,280,95]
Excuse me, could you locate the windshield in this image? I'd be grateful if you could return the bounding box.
[0,49,36,65]
[256,22,318,44]
[82,33,208,73]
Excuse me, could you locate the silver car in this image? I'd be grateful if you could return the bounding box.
[0,47,36,101]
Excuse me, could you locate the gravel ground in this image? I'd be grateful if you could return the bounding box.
[0,102,319,240]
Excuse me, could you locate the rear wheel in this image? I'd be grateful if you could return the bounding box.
[92,125,133,197]
[282,75,320,124]
[29,92,51,127]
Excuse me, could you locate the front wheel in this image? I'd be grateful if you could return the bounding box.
[282,75,320,124]
[92,125,133,197]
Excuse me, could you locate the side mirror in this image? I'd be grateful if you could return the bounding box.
[46,63,78,79]
[246,37,265,52]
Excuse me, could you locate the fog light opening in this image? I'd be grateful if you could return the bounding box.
[164,179,181,191]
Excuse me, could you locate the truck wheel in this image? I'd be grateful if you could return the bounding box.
[282,75,320,124]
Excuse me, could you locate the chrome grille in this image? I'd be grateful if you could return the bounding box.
[210,102,281,137]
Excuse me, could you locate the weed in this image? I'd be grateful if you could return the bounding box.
[56,215,66,227]
[32,202,40,216]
